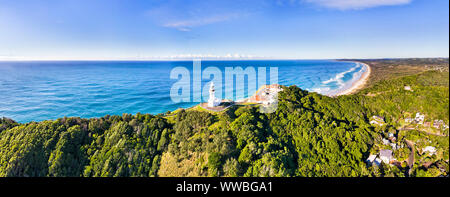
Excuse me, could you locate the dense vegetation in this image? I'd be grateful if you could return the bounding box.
[0,59,448,177]
[344,58,449,87]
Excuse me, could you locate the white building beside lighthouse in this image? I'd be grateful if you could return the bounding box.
[208,82,221,107]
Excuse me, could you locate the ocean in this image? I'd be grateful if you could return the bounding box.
[0,60,365,123]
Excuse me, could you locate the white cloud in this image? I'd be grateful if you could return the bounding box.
[95,53,272,61]
[163,13,241,31]
[304,0,412,10]
[145,1,252,32]
[0,55,27,60]
[136,53,267,60]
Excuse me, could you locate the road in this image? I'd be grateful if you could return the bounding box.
[404,139,415,176]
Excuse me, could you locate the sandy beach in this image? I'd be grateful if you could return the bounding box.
[335,62,371,96]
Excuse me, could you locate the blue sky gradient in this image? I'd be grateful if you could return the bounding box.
[0,0,448,60]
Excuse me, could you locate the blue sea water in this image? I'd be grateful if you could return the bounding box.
[0,60,365,123]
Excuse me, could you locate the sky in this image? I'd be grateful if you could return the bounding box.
[0,0,448,60]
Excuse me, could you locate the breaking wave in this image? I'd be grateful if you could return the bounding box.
[322,63,361,87]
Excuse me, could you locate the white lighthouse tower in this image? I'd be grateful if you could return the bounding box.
[208,82,221,107]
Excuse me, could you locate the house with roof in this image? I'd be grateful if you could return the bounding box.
[415,112,425,124]
[422,146,437,155]
[370,115,385,126]
[405,117,414,123]
[248,84,282,105]
[443,124,449,130]
[366,155,377,163]
[374,158,382,166]
[379,149,393,164]
[433,120,444,129]
[366,154,382,166]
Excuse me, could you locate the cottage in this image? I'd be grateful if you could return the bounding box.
[366,155,377,163]
[415,112,425,124]
[382,138,390,145]
[373,115,384,122]
[374,158,382,166]
[405,117,414,123]
[379,149,393,164]
[370,120,379,125]
[432,122,441,129]
[424,122,431,127]
[433,120,444,129]
[422,146,437,155]
[248,84,282,105]
[262,85,282,105]
[404,86,413,91]
[370,115,385,126]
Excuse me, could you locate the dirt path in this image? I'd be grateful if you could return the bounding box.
[404,139,415,176]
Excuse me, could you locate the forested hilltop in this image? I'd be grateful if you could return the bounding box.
[0,59,448,177]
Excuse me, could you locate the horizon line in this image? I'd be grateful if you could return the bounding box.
[0,56,448,62]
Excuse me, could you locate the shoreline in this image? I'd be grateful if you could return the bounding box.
[334,62,371,96]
